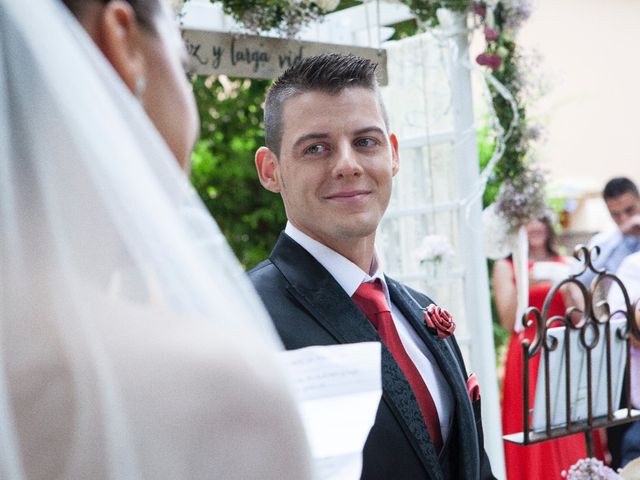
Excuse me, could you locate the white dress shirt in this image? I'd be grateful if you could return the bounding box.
[285,222,454,441]
[582,229,640,286]
[607,252,640,409]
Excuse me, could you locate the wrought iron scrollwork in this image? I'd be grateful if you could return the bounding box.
[505,244,640,453]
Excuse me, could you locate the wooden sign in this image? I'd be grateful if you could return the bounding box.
[182,30,388,85]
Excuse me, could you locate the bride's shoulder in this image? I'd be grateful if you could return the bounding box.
[85,287,312,479]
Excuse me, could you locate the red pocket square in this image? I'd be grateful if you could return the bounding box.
[467,373,480,402]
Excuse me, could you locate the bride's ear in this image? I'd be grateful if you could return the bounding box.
[93,1,147,95]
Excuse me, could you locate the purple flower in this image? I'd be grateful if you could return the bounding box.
[503,0,533,32]
[486,53,502,70]
[473,2,486,18]
[476,53,489,66]
[476,53,502,70]
[484,26,499,42]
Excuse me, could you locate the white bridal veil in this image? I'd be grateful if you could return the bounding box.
[0,0,310,478]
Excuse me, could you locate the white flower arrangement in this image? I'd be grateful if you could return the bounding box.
[414,234,455,265]
[212,0,341,36]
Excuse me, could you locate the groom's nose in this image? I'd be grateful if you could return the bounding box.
[332,142,363,179]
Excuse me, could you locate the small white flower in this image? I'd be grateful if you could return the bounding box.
[414,235,455,264]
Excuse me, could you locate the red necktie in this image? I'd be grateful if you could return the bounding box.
[352,280,443,452]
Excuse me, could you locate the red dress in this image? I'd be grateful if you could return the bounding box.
[501,259,587,479]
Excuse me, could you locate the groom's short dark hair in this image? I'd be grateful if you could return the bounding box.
[263,53,389,157]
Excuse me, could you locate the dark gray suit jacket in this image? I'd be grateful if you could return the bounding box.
[249,233,495,480]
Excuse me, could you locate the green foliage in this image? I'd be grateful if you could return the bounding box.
[485,37,528,184]
[399,1,534,194]
[190,76,285,269]
[477,124,500,207]
[387,18,419,41]
[482,1,539,192]
[336,0,362,9]
[492,300,511,352]
[547,196,566,220]
[399,0,470,25]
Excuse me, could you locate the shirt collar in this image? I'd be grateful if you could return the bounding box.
[623,234,640,249]
[284,222,390,300]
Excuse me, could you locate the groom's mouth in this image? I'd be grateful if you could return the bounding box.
[324,190,371,203]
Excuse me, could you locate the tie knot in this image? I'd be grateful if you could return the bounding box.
[352,280,390,322]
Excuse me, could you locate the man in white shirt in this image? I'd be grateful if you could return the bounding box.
[581,177,640,288]
[249,53,495,480]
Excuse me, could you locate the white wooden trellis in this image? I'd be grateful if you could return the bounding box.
[181,2,505,477]
[376,16,504,477]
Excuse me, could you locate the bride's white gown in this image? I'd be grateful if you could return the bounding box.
[0,0,311,478]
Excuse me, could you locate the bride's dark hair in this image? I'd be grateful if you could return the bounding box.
[61,0,160,33]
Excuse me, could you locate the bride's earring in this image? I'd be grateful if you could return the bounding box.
[134,77,146,103]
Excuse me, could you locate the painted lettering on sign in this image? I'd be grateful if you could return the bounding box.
[278,46,304,69]
[185,38,209,66]
[182,30,388,85]
[230,38,270,72]
[211,46,224,69]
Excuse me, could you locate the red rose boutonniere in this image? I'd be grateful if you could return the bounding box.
[423,304,455,340]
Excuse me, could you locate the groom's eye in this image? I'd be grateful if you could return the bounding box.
[354,138,378,148]
[304,144,327,155]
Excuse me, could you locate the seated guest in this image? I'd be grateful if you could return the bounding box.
[581,177,640,288]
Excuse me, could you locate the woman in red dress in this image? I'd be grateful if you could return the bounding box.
[493,218,587,479]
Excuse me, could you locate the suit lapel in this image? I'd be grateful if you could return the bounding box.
[388,278,481,479]
[270,233,378,344]
[270,234,444,479]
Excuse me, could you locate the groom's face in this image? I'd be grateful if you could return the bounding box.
[262,87,399,252]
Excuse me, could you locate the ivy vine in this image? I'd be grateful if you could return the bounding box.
[405,1,536,202]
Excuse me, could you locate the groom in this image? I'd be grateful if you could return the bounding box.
[249,53,495,480]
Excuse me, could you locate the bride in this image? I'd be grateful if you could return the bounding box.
[0,0,311,478]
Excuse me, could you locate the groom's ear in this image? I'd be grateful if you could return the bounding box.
[255,147,281,193]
